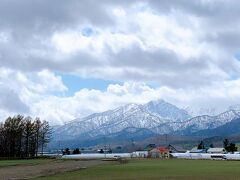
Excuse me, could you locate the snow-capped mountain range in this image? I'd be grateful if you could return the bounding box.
[53,100,240,145]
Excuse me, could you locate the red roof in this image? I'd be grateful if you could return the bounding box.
[157,147,169,153]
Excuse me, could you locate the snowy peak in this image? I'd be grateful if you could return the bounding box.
[172,109,240,135]
[143,99,191,121]
[113,103,142,115]
[217,109,240,121]
[121,103,140,111]
[53,100,192,141]
[53,100,240,144]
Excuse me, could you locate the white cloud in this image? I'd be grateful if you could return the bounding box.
[1,70,240,125]
[31,70,68,93]
[14,81,240,125]
[1,0,237,87]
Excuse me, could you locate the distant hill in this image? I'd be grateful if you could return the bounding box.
[171,110,240,135]
[49,127,156,149]
[52,100,191,142]
[50,100,240,149]
[193,118,240,137]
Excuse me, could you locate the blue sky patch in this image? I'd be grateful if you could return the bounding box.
[235,53,240,60]
[59,73,119,96]
[81,27,94,37]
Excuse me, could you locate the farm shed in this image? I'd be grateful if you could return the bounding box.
[132,151,148,158]
[149,147,169,158]
[207,148,226,154]
[190,147,206,153]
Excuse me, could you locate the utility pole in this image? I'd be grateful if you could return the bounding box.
[58,141,61,155]
[165,134,168,146]
[104,137,106,158]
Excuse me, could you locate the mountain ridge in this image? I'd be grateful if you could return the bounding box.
[52,100,240,148]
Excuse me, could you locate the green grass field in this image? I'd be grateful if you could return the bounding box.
[35,159,240,180]
[0,159,54,167]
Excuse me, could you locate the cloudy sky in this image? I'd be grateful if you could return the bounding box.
[1,0,240,124]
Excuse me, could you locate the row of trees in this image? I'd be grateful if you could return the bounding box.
[62,148,81,155]
[0,115,51,158]
[197,141,214,149]
[197,139,237,153]
[223,139,238,153]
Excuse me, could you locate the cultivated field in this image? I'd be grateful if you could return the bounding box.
[0,158,54,167]
[35,159,240,180]
[1,158,240,179]
[0,158,112,179]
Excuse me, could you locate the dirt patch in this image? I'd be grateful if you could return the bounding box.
[0,159,113,180]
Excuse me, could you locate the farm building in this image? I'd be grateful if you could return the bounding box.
[132,151,148,158]
[190,147,207,153]
[207,148,226,154]
[148,147,169,158]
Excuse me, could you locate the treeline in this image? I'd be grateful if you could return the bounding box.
[0,115,51,158]
[223,139,237,153]
[197,139,238,153]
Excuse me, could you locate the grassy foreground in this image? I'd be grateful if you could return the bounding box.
[0,158,54,167]
[35,159,240,180]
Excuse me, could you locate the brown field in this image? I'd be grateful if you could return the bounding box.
[0,159,112,179]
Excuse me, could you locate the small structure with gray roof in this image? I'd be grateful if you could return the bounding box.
[207,148,226,154]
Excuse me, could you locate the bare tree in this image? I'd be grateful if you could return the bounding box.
[39,120,52,155]
[23,117,35,157]
[0,115,51,158]
[34,118,42,156]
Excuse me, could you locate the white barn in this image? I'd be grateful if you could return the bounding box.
[207,148,226,154]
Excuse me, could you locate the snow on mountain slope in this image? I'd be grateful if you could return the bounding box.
[155,109,240,135]
[54,100,190,140]
[144,100,191,121]
[53,100,240,142]
[184,107,218,116]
